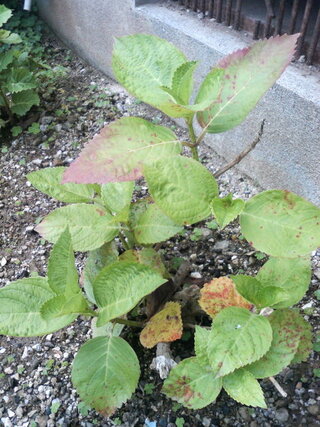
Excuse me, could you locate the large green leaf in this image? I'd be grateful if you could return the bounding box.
[256,257,311,308]
[211,194,245,229]
[63,117,181,184]
[194,326,211,366]
[35,204,119,251]
[240,190,320,257]
[0,49,14,72]
[5,67,37,93]
[0,29,21,44]
[0,277,76,336]
[40,293,90,320]
[93,261,167,326]
[47,228,79,296]
[207,307,272,377]
[83,242,119,304]
[0,5,12,27]
[27,167,97,203]
[290,311,313,364]
[119,248,170,279]
[11,89,39,116]
[144,156,218,225]
[232,275,289,308]
[196,34,299,133]
[72,336,140,416]
[101,181,134,219]
[163,357,222,409]
[247,309,301,378]
[223,368,266,408]
[133,203,183,244]
[112,34,209,118]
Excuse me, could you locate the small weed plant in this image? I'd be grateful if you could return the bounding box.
[0,5,40,129]
[1,33,320,415]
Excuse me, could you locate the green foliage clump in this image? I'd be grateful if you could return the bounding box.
[0,4,40,130]
[1,33,319,416]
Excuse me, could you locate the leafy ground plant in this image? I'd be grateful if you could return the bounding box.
[1,33,320,416]
[0,4,40,129]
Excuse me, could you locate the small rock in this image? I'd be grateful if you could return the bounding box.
[32,159,42,166]
[307,404,319,415]
[275,408,289,422]
[190,272,202,279]
[7,409,15,418]
[238,407,250,421]
[202,417,212,427]
[1,257,7,267]
[1,418,12,427]
[213,240,229,251]
[4,367,13,375]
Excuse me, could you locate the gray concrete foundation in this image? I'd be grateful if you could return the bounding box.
[37,0,320,205]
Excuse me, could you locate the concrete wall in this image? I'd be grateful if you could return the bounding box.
[37,0,320,205]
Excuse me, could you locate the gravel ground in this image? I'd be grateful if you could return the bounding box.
[0,32,320,427]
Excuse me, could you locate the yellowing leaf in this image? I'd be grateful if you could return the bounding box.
[199,277,252,317]
[140,302,182,348]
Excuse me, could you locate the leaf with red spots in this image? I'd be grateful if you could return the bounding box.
[247,309,301,378]
[240,190,320,257]
[207,307,273,378]
[196,34,299,133]
[199,277,252,318]
[140,302,182,349]
[62,117,181,184]
[72,337,140,416]
[162,357,222,409]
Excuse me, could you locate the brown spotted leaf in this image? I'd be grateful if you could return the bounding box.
[63,117,181,184]
[290,310,313,364]
[196,34,299,133]
[163,357,222,409]
[199,277,252,318]
[140,302,182,349]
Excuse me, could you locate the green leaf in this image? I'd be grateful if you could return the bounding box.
[5,67,37,93]
[256,257,311,308]
[11,89,40,116]
[83,242,119,304]
[119,248,170,279]
[194,326,210,366]
[290,311,313,364]
[91,318,124,339]
[223,368,266,408]
[40,293,89,320]
[207,307,272,378]
[211,194,245,229]
[0,49,14,72]
[163,61,198,105]
[47,228,79,296]
[246,309,301,378]
[196,34,299,133]
[162,357,222,409]
[0,29,21,44]
[144,156,218,225]
[0,277,76,336]
[133,203,183,244]
[72,336,140,416]
[35,204,119,251]
[0,5,12,26]
[93,261,167,326]
[240,190,320,257]
[27,167,96,203]
[101,181,134,219]
[63,117,181,184]
[232,275,288,308]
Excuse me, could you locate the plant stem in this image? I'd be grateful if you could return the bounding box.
[0,87,13,123]
[213,119,266,178]
[187,118,199,161]
[112,318,144,328]
[269,376,287,397]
